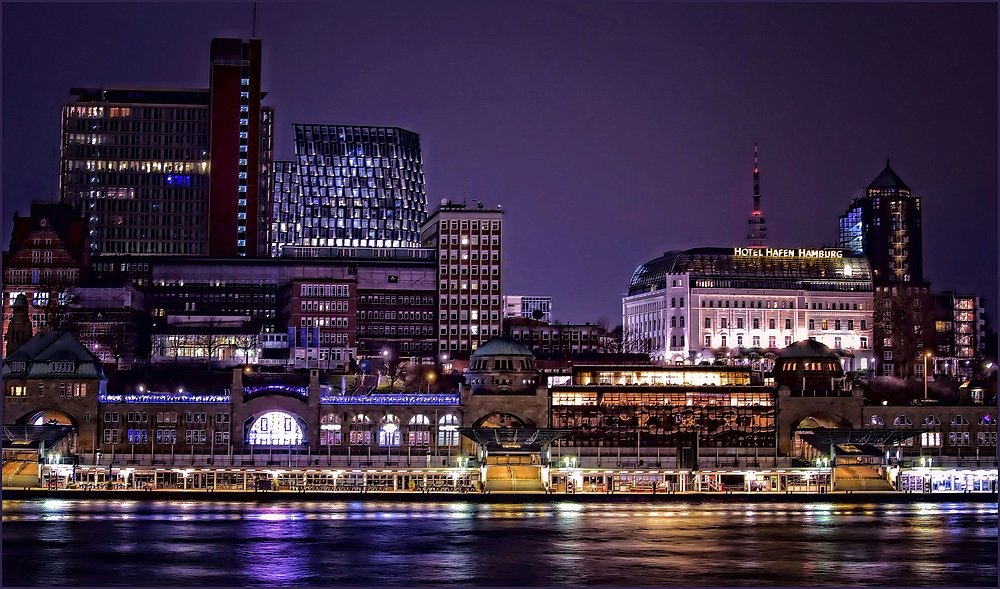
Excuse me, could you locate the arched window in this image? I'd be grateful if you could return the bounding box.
[893,415,912,427]
[438,414,460,447]
[950,415,969,426]
[922,416,940,428]
[869,415,884,427]
[379,414,401,447]
[979,415,995,427]
[349,414,372,445]
[247,411,303,446]
[408,414,431,446]
[320,413,342,445]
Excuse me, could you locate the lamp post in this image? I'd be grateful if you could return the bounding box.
[923,351,931,400]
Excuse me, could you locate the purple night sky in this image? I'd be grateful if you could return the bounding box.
[2,2,997,324]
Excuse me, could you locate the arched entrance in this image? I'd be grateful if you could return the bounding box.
[246,411,305,446]
[18,409,79,455]
[792,414,852,458]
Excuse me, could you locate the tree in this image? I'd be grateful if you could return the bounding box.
[873,286,935,379]
[233,333,260,366]
[380,357,407,391]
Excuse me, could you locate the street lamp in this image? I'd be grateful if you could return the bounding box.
[922,352,929,398]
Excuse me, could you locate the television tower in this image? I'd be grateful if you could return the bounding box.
[746,142,768,247]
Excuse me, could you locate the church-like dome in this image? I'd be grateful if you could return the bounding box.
[776,339,839,360]
[471,337,534,358]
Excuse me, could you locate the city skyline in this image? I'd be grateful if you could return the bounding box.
[2,1,996,324]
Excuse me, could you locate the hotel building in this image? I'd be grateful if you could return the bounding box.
[623,246,875,371]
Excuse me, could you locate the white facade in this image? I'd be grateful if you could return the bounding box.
[623,248,875,372]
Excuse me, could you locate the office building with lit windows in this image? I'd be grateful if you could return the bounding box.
[503,295,552,322]
[421,201,504,358]
[623,246,875,372]
[270,124,427,255]
[59,38,274,259]
[839,160,923,285]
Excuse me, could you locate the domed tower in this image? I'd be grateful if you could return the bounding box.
[466,337,539,394]
[4,294,33,354]
[773,339,846,396]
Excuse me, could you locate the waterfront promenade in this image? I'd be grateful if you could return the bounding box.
[2,486,993,503]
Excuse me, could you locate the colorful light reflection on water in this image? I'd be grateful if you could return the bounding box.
[2,500,997,586]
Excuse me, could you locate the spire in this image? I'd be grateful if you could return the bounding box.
[747,142,768,247]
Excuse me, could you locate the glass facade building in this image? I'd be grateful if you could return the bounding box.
[270,125,427,255]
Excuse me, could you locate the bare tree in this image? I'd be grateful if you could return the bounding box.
[193,319,226,371]
[381,357,407,391]
[873,286,935,379]
[233,333,260,366]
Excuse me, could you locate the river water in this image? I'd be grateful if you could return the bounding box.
[2,499,997,586]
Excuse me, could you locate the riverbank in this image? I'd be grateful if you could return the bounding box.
[2,487,995,503]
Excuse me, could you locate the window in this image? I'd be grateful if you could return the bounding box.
[704,317,711,328]
[737,318,744,329]
[869,415,884,427]
[948,432,970,446]
[884,351,893,361]
[438,414,460,447]
[785,319,792,330]
[721,335,727,347]
[808,319,815,330]
[860,337,868,349]
[861,320,867,330]
[103,429,120,444]
[769,319,775,330]
[8,386,27,397]
[893,415,912,427]
[704,335,711,347]
[752,318,760,330]
[950,415,969,426]
[720,318,728,329]
[921,432,941,447]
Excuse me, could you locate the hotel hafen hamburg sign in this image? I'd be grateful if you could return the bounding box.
[733,247,844,259]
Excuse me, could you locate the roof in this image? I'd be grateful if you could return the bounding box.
[471,337,534,358]
[2,425,75,450]
[776,339,839,360]
[7,202,89,265]
[867,160,911,192]
[2,332,104,379]
[628,247,872,295]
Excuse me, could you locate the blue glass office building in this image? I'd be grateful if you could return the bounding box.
[271,125,427,255]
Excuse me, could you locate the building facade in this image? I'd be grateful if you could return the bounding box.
[503,317,607,356]
[503,295,552,322]
[58,39,274,259]
[421,201,504,358]
[2,203,88,356]
[932,291,987,379]
[270,124,427,254]
[839,160,923,285]
[624,247,875,371]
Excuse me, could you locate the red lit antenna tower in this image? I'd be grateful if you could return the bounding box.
[746,142,768,247]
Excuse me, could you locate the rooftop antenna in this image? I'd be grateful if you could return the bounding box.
[746,142,768,247]
[251,2,257,38]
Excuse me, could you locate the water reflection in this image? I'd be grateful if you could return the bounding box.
[2,500,997,586]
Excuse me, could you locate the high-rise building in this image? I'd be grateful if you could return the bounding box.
[746,143,768,247]
[839,160,923,285]
[208,38,274,258]
[60,88,212,256]
[503,295,552,322]
[421,201,504,358]
[59,38,273,259]
[270,124,426,255]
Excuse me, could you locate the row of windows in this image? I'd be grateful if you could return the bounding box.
[299,284,350,298]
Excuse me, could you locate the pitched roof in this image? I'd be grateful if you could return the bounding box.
[2,331,104,379]
[867,160,911,192]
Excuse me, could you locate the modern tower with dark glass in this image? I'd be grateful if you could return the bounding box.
[270,124,427,255]
[746,143,767,247]
[838,160,923,285]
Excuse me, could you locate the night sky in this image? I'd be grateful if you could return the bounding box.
[2,2,997,324]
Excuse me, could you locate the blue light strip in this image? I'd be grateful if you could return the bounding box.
[99,393,232,404]
[244,385,309,396]
[320,394,461,406]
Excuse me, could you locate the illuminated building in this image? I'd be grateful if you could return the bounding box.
[931,291,987,379]
[1,202,88,356]
[503,295,552,322]
[839,160,923,284]
[2,334,996,493]
[421,200,504,357]
[746,143,768,247]
[503,317,609,356]
[270,124,427,254]
[59,39,273,258]
[623,246,875,371]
